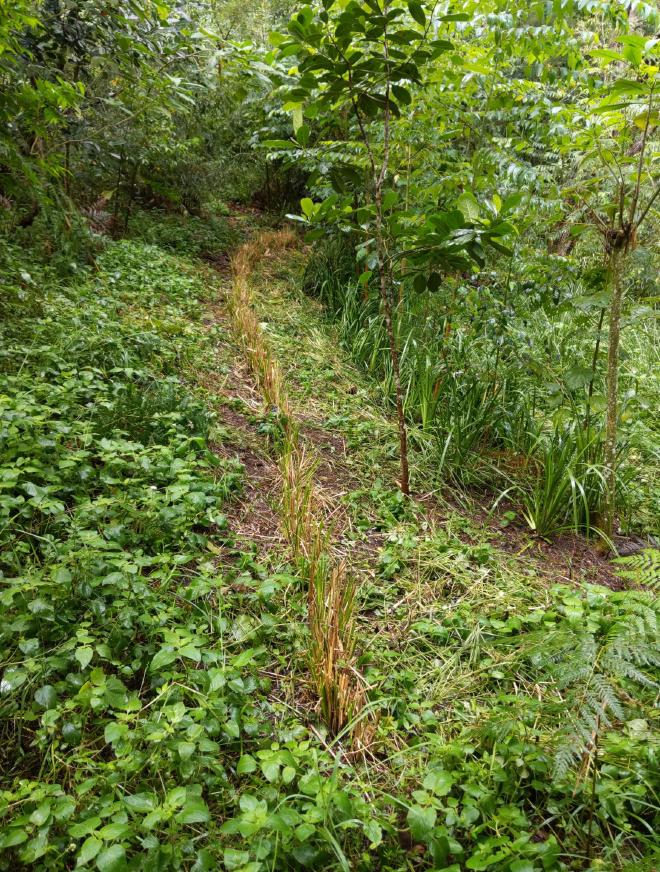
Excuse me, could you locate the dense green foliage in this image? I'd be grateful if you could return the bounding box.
[272,0,659,536]
[1,0,659,870]
[1,227,659,871]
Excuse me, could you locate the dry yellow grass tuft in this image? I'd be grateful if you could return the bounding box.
[226,231,365,737]
[309,559,364,736]
[229,238,290,416]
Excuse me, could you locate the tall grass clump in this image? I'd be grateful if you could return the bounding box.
[278,442,364,734]
[229,242,290,416]
[280,442,318,562]
[301,239,647,541]
[494,424,609,539]
[308,560,362,735]
[302,233,357,313]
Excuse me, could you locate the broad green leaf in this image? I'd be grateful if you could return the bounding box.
[176,798,210,824]
[150,647,177,671]
[261,759,280,782]
[0,668,27,694]
[457,192,480,222]
[69,818,102,839]
[177,741,196,760]
[179,644,201,661]
[191,850,216,872]
[391,84,411,105]
[104,722,126,745]
[291,105,304,133]
[142,811,162,830]
[98,823,131,841]
[382,190,399,209]
[413,273,427,293]
[564,366,594,390]
[609,79,647,97]
[634,109,659,130]
[223,849,250,871]
[34,684,57,708]
[282,765,296,785]
[428,273,441,292]
[0,829,28,848]
[75,647,93,670]
[232,648,259,668]
[407,804,436,842]
[569,223,590,237]
[30,802,52,826]
[123,793,155,813]
[407,1,425,26]
[466,851,510,870]
[295,124,310,146]
[237,754,257,774]
[300,198,315,218]
[621,35,645,66]
[363,818,382,847]
[77,836,102,866]
[423,770,453,796]
[591,48,623,63]
[95,845,126,872]
[239,794,261,813]
[510,861,535,872]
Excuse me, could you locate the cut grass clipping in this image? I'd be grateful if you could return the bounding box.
[226,230,365,737]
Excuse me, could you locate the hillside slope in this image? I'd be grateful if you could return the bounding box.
[0,220,658,871]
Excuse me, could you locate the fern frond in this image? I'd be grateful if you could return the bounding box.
[614,547,660,590]
[589,673,625,721]
[553,741,576,780]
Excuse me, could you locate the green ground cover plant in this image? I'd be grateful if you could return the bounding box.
[199,236,660,871]
[1,0,659,869]
[1,215,657,871]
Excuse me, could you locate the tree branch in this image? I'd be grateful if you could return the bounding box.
[628,84,654,226]
[635,180,660,231]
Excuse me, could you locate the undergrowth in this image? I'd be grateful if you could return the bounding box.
[302,236,658,542]
[0,221,658,871]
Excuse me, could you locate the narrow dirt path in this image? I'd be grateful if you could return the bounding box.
[204,229,377,736]
[191,224,632,758]
[200,285,285,560]
[216,227,627,597]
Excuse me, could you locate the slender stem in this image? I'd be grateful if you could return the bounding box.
[603,246,625,537]
[373,1,410,495]
[628,85,654,227]
[585,305,606,434]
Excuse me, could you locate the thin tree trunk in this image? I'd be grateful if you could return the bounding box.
[374,3,410,495]
[376,224,410,495]
[332,0,410,494]
[602,246,625,537]
[123,160,140,235]
[584,305,606,433]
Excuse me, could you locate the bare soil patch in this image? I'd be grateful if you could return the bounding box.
[198,348,284,558]
[414,489,627,590]
[494,524,626,590]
